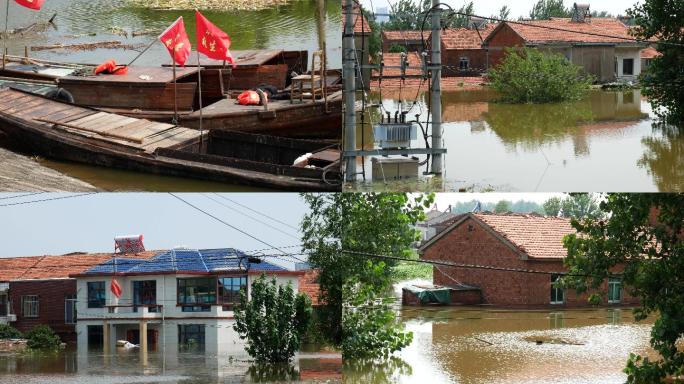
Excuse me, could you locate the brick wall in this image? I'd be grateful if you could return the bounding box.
[485,23,526,68]
[298,269,322,306]
[421,216,639,308]
[9,279,77,342]
[442,48,489,75]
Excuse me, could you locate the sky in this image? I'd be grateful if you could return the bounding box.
[0,193,307,264]
[430,192,564,211]
[360,0,637,20]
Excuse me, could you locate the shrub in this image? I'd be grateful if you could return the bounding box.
[0,324,22,339]
[489,47,594,103]
[388,44,407,53]
[234,274,312,363]
[24,325,61,349]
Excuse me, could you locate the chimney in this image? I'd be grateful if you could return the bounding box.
[571,3,590,22]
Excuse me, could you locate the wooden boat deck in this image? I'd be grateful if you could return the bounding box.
[0,87,202,153]
[189,97,324,117]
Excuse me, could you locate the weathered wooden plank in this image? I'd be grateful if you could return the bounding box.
[35,117,144,144]
[9,100,53,116]
[113,120,174,139]
[52,109,97,124]
[86,115,139,131]
[142,128,199,149]
[68,112,114,126]
[31,105,82,120]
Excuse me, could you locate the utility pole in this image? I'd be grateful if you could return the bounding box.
[343,0,357,182]
[430,0,443,174]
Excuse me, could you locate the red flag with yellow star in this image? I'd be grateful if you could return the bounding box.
[159,16,191,66]
[14,0,44,10]
[195,11,236,68]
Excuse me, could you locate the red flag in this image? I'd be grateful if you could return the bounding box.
[159,16,191,66]
[13,0,44,10]
[195,11,236,68]
[111,279,122,298]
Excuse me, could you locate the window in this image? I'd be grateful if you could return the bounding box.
[178,324,205,352]
[87,281,106,308]
[177,278,216,311]
[0,293,7,316]
[608,277,622,303]
[22,295,39,317]
[219,276,248,309]
[550,275,564,304]
[459,57,469,70]
[87,325,103,348]
[133,280,157,313]
[65,294,77,324]
[644,59,652,68]
[623,58,634,75]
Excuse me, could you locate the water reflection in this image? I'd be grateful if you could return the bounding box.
[351,89,684,192]
[344,307,654,384]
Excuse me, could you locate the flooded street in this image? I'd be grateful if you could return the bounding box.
[348,89,683,192]
[344,304,654,383]
[0,0,341,191]
[0,346,341,383]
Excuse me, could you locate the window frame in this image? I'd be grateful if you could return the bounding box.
[622,58,634,76]
[87,281,106,308]
[22,295,39,318]
[133,280,157,313]
[459,56,470,70]
[550,274,565,305]
[65,294,77,324]
[0,293,7,317]
[608,277,622,304]
[177,277,217,311]
[178,324,206,352]
[218,275,248,310]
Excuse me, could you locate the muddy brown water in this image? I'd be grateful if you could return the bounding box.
[343,306,655,384]
[348,89,684,192]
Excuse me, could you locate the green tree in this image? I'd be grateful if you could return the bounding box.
[544,193,604,218]
[383,0,422,30]
[496,5,511,21]
[388,44,408,53]
[24,325,60,350]
[494,200,511,213]
[300,193,432,354]
[233,274,312,363]
[489,48,594,103]
[628,0,684,127]
[543,196,563,216]
[562,193,684,383]
[529,0,570,20]
[0,324,22,339]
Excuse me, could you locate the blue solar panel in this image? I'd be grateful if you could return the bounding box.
[83,248,288,275]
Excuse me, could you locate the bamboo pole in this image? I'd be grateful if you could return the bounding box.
[2,0,9,70]
[196,51,203,152]
[172,59,178,124]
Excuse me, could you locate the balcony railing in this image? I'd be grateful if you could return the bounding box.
[105,304,163,316]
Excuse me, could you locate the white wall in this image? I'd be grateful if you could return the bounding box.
[615,47,642,81]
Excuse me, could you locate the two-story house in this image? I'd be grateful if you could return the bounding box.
[71,248,306,358]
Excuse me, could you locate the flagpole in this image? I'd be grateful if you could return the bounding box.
[172,59,178,124]
[127,38,157,67]
[2,0,10,70]
[196,50,203,153]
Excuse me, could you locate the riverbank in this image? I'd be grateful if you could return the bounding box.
[0,146,98,192]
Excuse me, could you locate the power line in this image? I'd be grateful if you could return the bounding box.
[0,192,97,207]
[168,193,302,262]
[213,194,299,232]
[0,192,44,201]
[204,194,300,240]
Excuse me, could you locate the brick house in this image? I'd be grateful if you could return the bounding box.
[373,52,424,79]
[382,30,425,53]
[441,24,496,76]
[419,212,639,308]
[0,252,156,342]
[640,47,660,71]
[483,6,646,82]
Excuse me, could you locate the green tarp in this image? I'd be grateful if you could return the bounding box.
[405,285,451,305]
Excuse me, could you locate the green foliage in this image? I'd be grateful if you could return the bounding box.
[543,193,604,218]
[341,268,412,359]
[388,44,407,53]
[528,0,570,20]
[444,199,545,214]
[391,261,433,281]
[233,274,312,363]
[562,193,684,383]
[628,0,684,128]
[300,192,432,355]
[0,324,22,339]
[489,48,594,103]
[383,0,475,30]
[24,326,60,350]
[247,363,300,382]
[494,5,510,21]
[359,6,382,59]
[494,200,511,213]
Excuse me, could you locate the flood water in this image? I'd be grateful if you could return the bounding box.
[343,303,655,383]
[0,0,341,191]
[0,346,342,383]
[348,88,684,192]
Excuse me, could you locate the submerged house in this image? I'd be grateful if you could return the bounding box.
[419,212,639,308]
[483,4,646,82]
[71,248,309,355]
[441,24,497,75]
[382,30,425,53]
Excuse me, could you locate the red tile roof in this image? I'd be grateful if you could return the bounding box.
[374,52,424,77]
[382,30,425,42]
[0,252,158,281]
[442,24,497,50]
[473,213,575,259]
[641,47,661,59]
[493,18,637,45]
[343,4,371,34]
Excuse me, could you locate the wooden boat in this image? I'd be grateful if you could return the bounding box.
[0,51,342,139]
[0,87,342,191]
